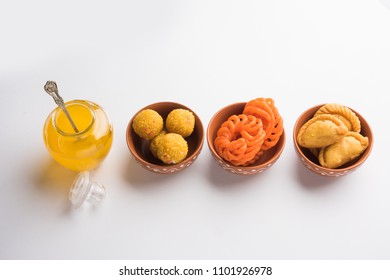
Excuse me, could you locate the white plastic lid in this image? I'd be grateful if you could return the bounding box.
[69,171,106,208]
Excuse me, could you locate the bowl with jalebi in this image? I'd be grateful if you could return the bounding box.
[207,98,286,175]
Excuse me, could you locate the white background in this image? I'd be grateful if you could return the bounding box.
[1,0,389,260]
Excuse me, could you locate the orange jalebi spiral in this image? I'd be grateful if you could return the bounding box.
[214,114,266,166]
[243,98,283,151]
[243,98,275,140]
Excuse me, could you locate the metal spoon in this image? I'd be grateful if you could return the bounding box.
[44,81,79,133]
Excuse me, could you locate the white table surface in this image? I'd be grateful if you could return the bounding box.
[1,0,389,260]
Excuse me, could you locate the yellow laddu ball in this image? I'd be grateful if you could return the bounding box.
[132,109,163,140]
[156,133,188,164]
[166,109,195,138]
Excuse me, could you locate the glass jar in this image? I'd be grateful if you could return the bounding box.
[43,100,113,172]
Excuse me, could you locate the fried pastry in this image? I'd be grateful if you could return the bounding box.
[314,103,361,132]
[318,131,369,168]
[297,114,348,148]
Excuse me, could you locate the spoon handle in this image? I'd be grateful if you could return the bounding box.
[44,81,79,133]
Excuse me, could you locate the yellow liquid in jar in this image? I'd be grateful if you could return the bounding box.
[43,100,113,171]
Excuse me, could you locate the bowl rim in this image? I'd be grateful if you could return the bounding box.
[206,102,286,171]
[126,101,204,171]
[293,103,374,172]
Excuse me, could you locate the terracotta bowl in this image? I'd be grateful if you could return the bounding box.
[126,102,204,174]
[293,104,373,177]
[207,102,286,175]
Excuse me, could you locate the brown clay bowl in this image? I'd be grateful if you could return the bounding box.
[126,102,204,174]
[293,104,373,177]
[207,102,286,175]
